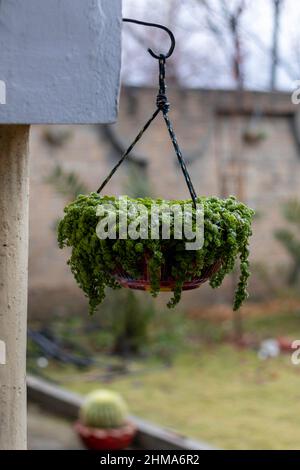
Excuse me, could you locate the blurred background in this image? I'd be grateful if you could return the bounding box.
[27,0,300,450]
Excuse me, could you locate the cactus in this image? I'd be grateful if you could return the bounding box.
[80,390,128,429]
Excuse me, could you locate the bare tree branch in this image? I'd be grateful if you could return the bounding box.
[97,124,148,169]
[270,0,284,90]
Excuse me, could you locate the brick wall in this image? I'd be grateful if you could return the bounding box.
[28,87,300,319]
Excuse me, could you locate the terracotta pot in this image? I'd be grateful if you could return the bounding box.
[277,336,294,353]
[114,257,222,292]
[75,420,137,450]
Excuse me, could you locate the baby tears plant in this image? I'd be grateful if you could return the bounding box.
[58,193,254,314]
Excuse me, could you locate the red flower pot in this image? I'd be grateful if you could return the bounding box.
[114,257,222,292]
[75,421,137,450]
[277,336,294,353]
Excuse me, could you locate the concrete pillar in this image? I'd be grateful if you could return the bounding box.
[0,125,30,450]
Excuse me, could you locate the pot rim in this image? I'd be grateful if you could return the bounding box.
[75,420,137,439]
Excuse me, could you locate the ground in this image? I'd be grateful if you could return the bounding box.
[46,347,299,450]
[28,403,83,450]
[29,298,300,450]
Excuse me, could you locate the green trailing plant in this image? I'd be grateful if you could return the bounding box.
[58,193,254,314]
[80,390,128,428]
[275,199,300,285]
[47,163,159,354]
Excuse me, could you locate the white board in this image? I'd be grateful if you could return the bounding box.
[0,0,122,124]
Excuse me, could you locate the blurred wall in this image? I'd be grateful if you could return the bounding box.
[28,87,300,319]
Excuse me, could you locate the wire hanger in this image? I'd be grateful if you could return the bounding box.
[97,18,197,207]
[122,18,176,59]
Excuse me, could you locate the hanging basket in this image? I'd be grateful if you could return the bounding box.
[58,193,254,314]
[114,257,222,292]
[57,20,255,315]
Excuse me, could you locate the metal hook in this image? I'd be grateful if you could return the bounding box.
[122,18,175,60]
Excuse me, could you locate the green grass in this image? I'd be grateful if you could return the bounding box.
[31,305,300,449]
[46,343,300,450]
[245,311,300,337]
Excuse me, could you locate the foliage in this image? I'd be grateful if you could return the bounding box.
[96,290,155,355]
[80,389,128,428]
[275,199,300,285]
[46,164,89,201]
[95,296,189,360]
[40,300,300,449]
[148,308,190,361]
[58,193,254,314]
[71,344,300,450]
[125,164,152,199]
[28,297,190,361]
[47,162,160,355]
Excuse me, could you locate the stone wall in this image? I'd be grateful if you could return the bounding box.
[28,87,300,319]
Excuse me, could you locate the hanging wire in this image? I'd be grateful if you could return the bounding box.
[97,18,197,207]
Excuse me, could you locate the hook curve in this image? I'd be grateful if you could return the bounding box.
[122,18,175,59]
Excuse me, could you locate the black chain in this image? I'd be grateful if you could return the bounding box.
[97,55,197,207]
